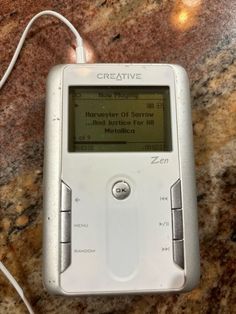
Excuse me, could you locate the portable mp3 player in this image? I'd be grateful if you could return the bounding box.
[43,64,200,295]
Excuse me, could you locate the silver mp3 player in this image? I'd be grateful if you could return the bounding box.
[43,64,200,295]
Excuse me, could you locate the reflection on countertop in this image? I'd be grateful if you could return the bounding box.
[0,0,235,313]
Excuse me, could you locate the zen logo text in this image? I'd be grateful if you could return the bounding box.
[96,73,142,80]
[151,156,169,164]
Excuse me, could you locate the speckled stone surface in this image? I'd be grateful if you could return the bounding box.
[0,1,236,313]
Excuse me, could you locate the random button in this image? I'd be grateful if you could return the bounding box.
[60,243,71,273]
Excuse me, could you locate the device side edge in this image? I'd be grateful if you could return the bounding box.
[42,65,65,294]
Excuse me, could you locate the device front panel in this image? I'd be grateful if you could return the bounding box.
[59,64,185,293]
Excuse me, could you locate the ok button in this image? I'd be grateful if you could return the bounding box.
[112,181,131,200]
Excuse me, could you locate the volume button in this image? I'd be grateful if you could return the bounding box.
[61,181,72,211]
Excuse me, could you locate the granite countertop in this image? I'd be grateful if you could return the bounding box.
[0,1,235,313]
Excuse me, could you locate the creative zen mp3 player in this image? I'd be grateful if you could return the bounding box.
[43,64,200,295]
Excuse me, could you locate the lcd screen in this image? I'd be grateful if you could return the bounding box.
[68,86,172,152]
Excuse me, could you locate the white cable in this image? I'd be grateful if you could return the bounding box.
[0,261,34,314]
[0,10,86,89]
[0,10,86,313]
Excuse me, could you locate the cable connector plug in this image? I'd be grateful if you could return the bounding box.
[76,45,86,64]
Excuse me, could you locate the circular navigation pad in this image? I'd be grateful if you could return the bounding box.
[112,181,131,200]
